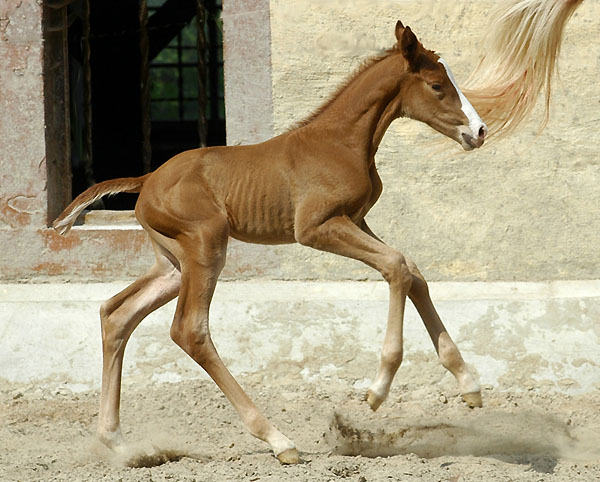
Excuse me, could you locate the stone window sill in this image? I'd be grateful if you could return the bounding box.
[71,210,143,230]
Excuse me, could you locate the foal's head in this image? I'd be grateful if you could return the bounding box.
[394,21,487,150]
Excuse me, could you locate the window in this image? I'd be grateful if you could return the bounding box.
[148,0,225,171]
[65,0,225,210]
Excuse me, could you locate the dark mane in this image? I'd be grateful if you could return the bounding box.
[287,48,399,131]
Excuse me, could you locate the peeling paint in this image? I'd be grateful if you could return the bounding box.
[7,194,38,213]
[32,262,66,275]
[0,198,34,227]
[105,229,148,254]
[91,262,107,276]
[40,228,82,252]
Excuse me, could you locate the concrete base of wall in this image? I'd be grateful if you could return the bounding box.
[1,281,598,395]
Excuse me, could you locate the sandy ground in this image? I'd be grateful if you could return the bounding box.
[2,359,599,482]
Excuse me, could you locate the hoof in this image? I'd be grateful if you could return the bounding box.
[365,388,385,412]
[97,430,125,451]
[462,391,483,408]
[276,448,300,465]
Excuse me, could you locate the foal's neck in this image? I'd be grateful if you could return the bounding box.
[307,53,406,161]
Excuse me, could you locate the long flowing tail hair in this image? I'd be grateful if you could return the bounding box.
[464,0,584,139]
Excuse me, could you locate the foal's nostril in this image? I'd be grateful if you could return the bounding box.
[478,126,486,139]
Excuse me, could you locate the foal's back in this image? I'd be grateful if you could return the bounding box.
[136,133,301,244]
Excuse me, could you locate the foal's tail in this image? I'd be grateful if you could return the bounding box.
[464,0,584,140]
[52,174,152,235]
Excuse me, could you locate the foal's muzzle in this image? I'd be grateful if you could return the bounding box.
[459,124,487,150]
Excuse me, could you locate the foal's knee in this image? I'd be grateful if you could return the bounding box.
[382,251,413,291]
[405,258,429,297]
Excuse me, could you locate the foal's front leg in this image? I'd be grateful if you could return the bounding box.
[406,261,482,407]
[365,271,411,410]
[296,215,413,411]
[362,221,481,407]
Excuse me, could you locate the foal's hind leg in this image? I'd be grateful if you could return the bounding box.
[163,224,299,464]
[406,259,482,407]
[97,243,180,448]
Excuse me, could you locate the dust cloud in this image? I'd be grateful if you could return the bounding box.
[329,408,600,471]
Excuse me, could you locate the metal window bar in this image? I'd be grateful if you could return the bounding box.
[148,4,198,122]
[196,0,207,146]
[139,0,152,173]
[147,0,223,124]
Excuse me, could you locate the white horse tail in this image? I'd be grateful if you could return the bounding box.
[464,0,584,140]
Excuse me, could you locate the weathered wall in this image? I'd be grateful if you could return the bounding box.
[0,1,47,231]
[0,0,598,282]
[222,0,274,145]
[268,0,600,281]
[2,280,599,394]
[0,2,157,281]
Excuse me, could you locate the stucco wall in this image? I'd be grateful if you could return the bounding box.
[0,2,159,282]
[3,280,599,394]
[267,0,600,281]
[0,1,598,283]
[0,1,46,230]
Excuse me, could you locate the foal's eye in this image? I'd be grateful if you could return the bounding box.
[431,83,442,91]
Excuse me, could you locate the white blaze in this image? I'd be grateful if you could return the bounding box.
[438,57,487,137]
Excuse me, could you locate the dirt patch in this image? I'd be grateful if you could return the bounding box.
[1,368,599,481]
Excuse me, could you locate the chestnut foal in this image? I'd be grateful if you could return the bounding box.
[54,22,486,464]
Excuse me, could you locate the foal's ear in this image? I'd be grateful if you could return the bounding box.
[399,26,419,70]
[395,19,405,37]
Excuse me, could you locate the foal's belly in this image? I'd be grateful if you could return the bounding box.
[228,227,296,245]
[228,216,297,245]
[224,181,297,245]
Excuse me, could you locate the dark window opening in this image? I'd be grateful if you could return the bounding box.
[66,0,225,211]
